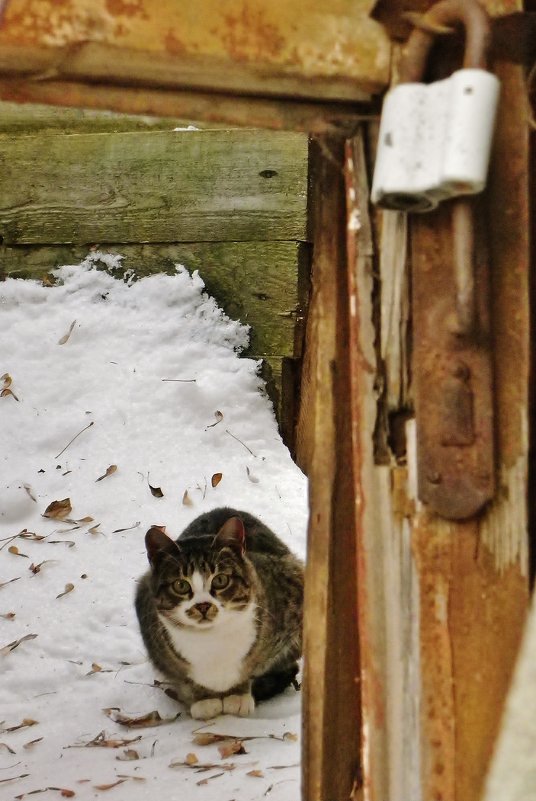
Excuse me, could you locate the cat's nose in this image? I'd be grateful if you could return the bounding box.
[195,602,212,617]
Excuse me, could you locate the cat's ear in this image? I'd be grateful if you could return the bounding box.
[213,516,246,555]
[145,526,179,565]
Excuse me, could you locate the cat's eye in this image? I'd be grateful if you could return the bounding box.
[172,578,191,595]
[211,573,230,590]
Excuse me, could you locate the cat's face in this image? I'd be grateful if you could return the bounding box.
[144,518,255,631]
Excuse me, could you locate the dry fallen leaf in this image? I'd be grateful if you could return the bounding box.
[23,737,44,749]
[95,465,117,483]
[8,545,28,558]
[282,732,298,742]
[169,758,235,771]
[218,740,247,758]
[182,489,193,507]
[196,773,225,786]
[23,484,37,502]
[185,752,199,765]
[0,742,15,754]
[76,516,94,523]
[29,561,54,575]
[88,524,101,535]
[192,732,227,746]
[1,718,38,734]
[149,483,164,498]
[80,731,142,749]
[247,770,264,778]
[115,749,140,762]
[211,473,223,488]
[0,612,15,620]
[58,319,77,345]
[56,583,75,599]
[43,498,72,520]
[205,410,224,430]
[1,374,18,400]
[17,789,76,799]
[19,531,46,542]
[103,708,179,728]
[0,577,20,590]
[4,774,29,788]
[112,522,140,533]
[0,387,19,400]
[0,634,38,657]
[93,780,126,792]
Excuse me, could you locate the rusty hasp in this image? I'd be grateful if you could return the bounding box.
[406,0,496,520]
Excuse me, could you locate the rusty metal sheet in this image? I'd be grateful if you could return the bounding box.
[0,0,391,100]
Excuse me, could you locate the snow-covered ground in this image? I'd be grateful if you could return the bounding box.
[0,257,308,801]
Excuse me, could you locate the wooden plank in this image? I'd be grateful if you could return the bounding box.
[0,241,308,360]
[0,130,308,244]
[0,100,201,134]
[0,0,390,99]
[407,59,530,801]
[296,136,361,801]
[345,131,423,801]
[343,59,530,801]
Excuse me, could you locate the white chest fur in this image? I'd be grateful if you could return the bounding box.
[161,604,257,692]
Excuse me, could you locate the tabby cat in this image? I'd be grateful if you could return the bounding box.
[135,507,303,719]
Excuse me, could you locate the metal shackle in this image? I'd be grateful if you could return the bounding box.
[399,0,492,84]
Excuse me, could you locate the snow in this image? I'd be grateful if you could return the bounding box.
[0,256,308,801]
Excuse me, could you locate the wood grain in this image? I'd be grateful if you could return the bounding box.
[298,136,361,801]
[0,129,308,244]
[0,100,197,134]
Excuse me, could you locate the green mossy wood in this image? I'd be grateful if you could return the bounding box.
[0,130,307,244]
[0,121,310,442]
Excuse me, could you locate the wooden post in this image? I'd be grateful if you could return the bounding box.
[297,136,362,801]
[342,61,530,801]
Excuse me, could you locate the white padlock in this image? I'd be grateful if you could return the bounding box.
[371,68,500,212]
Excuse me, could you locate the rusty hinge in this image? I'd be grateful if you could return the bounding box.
[405,0,496,520]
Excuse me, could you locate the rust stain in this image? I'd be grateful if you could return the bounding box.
[4,0,117,45]
[164,28,186,56]
[105,0,146,16]
[450,523,527,801]
[216,5,285,62]
[412,514,456,801]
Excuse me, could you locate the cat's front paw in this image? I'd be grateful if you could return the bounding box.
[222,693,255,717]
[190,698,223,720]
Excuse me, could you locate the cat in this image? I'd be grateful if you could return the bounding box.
[135,507,303,720]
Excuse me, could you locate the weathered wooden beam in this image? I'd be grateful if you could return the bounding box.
[0,78,375,137]
[297,136,361,801]
[0,99,198,134]
[0,0,390,100]
[0,129,308,245]
[343,58,530,801]
[409,59,530,801]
